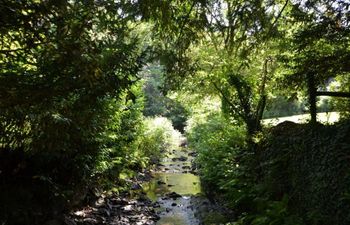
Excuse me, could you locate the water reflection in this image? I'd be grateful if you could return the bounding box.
[143,173,201,201]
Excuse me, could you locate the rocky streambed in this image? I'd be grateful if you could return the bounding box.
[142,139,231,225]
[143,146,202,225]
[68,139,229,225]
[67,173,161,225]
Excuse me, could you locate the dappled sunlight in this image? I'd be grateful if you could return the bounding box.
[1,0,349,224]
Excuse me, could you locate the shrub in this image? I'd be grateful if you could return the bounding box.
[139,116,181,163]
[187,113,308,225]
[187,113,246,193]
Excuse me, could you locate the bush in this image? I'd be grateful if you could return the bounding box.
[187,113,246,193]
[93,85,146,188]
[141,117,181,160]
[187,113,308,225]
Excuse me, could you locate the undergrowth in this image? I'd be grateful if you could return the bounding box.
[188,112,350,225]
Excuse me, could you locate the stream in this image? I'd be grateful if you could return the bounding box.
[69,138,229,225]
[142,141,203,225]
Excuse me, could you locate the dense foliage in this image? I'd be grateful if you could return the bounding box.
[142,64,189,132]
[0,1,175,224]
[188,114,350,225]
[141,116,182,164]
[1,0,350,224]
[182,2,350,224]
[188,113,246,191]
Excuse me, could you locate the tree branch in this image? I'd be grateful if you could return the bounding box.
[269,0,289,32]
[176,1,197,41]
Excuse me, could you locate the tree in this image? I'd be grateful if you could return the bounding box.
[142,64,189,132]
[0,1,149,222]
[280,0,350,123]
[155,0,287,137]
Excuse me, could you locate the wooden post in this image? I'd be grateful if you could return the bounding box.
[316,91,350,98]
[308,74,317,124]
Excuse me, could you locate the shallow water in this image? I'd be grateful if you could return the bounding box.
[143,145,202,225]
[144,173,201,201]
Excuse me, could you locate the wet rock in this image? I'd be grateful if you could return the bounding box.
[82,217,98,224]
[123,205,133,211]
[178,156,187,161]
[137,202,145,207]
[171,156,188,161]
[202,200,209,205]
[152,215,161,220]
[129,200,138,205]
[136,171,154,182]
[188,151,197,157]
[157,180,166,185]
[110,197,123,205]
[153,202,161,208]
[98,208,111,217]
[166,192,182,200]
[179,140,188,147]
[69,188,162,224]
